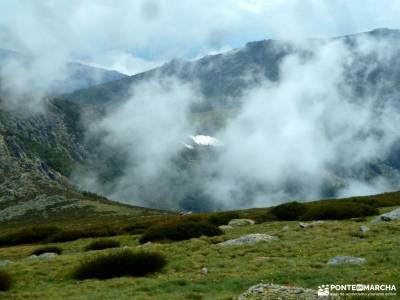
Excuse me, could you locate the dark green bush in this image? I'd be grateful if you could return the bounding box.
[72,250,166,280]
[0,225,123,247]
[270,202,309,220]
[0,270,11,291]
[208,212,240,226]
[0,226,60,247]
[84,239,120,251]
[350,197,400,208]
[31,246,63,256]
[301,202,379,220]
[139,220,222,244]
[252,212,278,223]
[47,227,119,243]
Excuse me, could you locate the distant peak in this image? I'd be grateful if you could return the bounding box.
[368,27,400,37]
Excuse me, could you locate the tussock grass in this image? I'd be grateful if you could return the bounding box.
[47,227,119,243]
[84,239,120,251]
[31,246,63,256]
[301,202,378,220]
[72,250,166,280]
[139,220,222,243]
[0,226,60,247]
[270,202,308,221]
[0,270,11,291]
[208,212,240,226]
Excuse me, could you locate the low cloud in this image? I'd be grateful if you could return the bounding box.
[76,33,400,211]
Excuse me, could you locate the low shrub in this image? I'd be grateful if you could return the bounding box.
[72,250,166,280]
[47,227,119,243]
[84,239,120,251]
[350,196,400,208]
[0,270,11,291]
[31,246,63,256]
[0,226,60,247]
[252,212,278,223]
[301,202,379,220]
[270,202,309,220]
[139,220,222,244]
[208,212,240,226]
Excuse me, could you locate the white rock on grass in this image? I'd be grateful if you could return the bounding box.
[299,220,324,229]
[360,225,370,233]
[0,259,13,267]
[237,283,318,300]
[218,225,234,230]
[218,234,277,246]
[327,255,366,265]
[228,219,255,227]
[26,252,58,260]
[372,208,400,222]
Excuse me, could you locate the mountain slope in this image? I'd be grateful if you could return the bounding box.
[63,28,400,110]
[59,28,400,211]
[2,29,400,216]
[0,48,127,95]
[0,97,165,225]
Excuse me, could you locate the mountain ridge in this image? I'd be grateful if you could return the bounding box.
[62,28,400,108]
[0,47,128,95]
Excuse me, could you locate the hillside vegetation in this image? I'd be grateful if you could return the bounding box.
[0,191,399,299]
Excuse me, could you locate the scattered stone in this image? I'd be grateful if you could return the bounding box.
[360,225,370,233]
[299,222,307,228]
[282,225,289,230]
[218,225,234,230]
[327,255,366,265]
[228,219,256,227]
[372,208,400,222]
[218,234,277,246]
[0,259,13,267]
[26,252,58,260]
[299,220,324,229]
[138,242,152,247]
[255,256,269,262]
[237,283,318,300]
[201,267,208,275]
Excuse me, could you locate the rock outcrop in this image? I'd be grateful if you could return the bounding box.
[218,234,277,246]
[237,283,318,300]
[228,219,256,227]
[327,256,366,265]
[372,208,400,222]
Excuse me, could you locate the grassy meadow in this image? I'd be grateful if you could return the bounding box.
[0,206,399,299]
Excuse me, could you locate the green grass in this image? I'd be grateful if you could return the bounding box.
[0,211,398,299]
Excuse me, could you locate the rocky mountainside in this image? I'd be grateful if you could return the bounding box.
[0,98,85,200]
[1,28,400,216]
[0,97,164,225]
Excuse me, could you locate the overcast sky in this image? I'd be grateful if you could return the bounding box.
[1,0,400,74]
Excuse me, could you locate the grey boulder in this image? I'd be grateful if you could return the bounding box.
[228,219,256,227]
[218,234,277,246]
[327,255,366,265]
[372,208,400,222]
[27,252,58,260]
[237,283,318,300]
